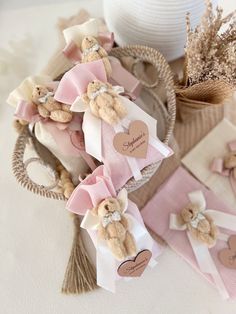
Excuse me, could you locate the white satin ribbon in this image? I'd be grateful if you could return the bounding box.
[7,75,54,107]
[81,188,157,292]
[71,92,169,180]
[63,18,99,48]
[169,190,236,299]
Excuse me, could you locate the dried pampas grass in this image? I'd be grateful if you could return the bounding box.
[184,0,236,86]
[176,0,236,122]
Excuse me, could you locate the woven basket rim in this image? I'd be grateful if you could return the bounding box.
[12,44,176,200]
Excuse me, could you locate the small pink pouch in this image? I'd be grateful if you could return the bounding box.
[55,59,173,190]
[142,166,236,299]
[66,165,162,292]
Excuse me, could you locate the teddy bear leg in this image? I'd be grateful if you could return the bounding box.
[124,231,137,257]
[107,238,127,261]
[102,57,112,77]
[38,106,50,118]
[99,106,119,125]
[50,110,73,123]
[113,99,127,119]
[198,233,215,247]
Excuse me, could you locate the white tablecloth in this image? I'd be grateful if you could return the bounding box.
[1,1,236,313]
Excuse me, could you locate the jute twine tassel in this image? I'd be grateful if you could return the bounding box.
[62,214,98,294]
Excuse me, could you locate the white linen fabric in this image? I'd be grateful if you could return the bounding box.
[182,119,236,209]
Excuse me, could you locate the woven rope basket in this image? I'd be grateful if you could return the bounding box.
[12,45,176,200]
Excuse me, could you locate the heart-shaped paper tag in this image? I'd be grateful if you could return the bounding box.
[117,249,152,277]
[218,235,236,269]
[113,120,149,158]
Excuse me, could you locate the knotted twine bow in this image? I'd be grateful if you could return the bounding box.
[7,75,96,171]
[66,165,159,292]
[170,190,236,299]
[54,59,172,181]
[211,140,236,197]
[62,18,141,99]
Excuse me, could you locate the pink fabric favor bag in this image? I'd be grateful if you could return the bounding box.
[142,166,236,299]
[55,59,173,190]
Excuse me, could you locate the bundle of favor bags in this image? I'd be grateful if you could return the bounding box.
[7,12,236,300]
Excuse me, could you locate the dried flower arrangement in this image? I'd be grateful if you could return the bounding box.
[176,0,236,121]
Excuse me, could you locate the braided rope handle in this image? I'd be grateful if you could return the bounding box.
[12,127,66,200]
[12,45,176,199]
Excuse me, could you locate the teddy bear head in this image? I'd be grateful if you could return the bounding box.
[224,151,236,169]
[32,85,52,105]
[81,36,99,51]
[94,197,122,218]
[180,203,200,224]
[86,80,106,99]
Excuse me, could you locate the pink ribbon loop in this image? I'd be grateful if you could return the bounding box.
[63,31,114,64]
[66,166,117,214]
[109,57,142,100]
[211,158,230,177]
[54,59,107,105]
[211,140,236,196]
[61,20,141,98]
[14,100,40,123]
[63,41,83,63]
[14,99,96,171]
[228,140,236,152]
[66,165,160,292]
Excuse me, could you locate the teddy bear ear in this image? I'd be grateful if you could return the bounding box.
[117,189,128,212]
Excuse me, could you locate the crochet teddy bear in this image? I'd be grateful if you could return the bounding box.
[93,197,137,260]
[81,80,127,125]
[180,203,218,247]
[224,151,236,178]
[32,85,73,123]
[81,36,112,77]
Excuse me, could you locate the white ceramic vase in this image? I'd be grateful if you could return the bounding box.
[103,0,218,61]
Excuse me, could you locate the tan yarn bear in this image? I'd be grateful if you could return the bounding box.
[93,197,137,261]
[180,203,218,247]
[32,85,73,123]
[81,36,112,77]
[81,80,127,125]
[224,151,236,178]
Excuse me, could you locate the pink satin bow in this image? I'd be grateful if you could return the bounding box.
[54,59,107,104]
[63,33,141,99]
[63,31,114,63]
[66,165,116,215]
[14,99,96,171]
[211,140,236,196]
[66,165,160,292]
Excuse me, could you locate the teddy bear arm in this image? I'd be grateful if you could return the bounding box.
[61,104,71,112]
[90,99,100,117]
[106,88,118,97]
[120,215,129,229]
[81,93,90,105]
[97,93,114,107]
[82,53,100,63]
[98,225,107,240]
[124,231,137,257]
[50,110,73,123]
[38,105,50,118]
[98,106,119,125]
[44,98,61,111]
[113,99,127,119]
[98,47,108,58]
[102,58,112,77]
